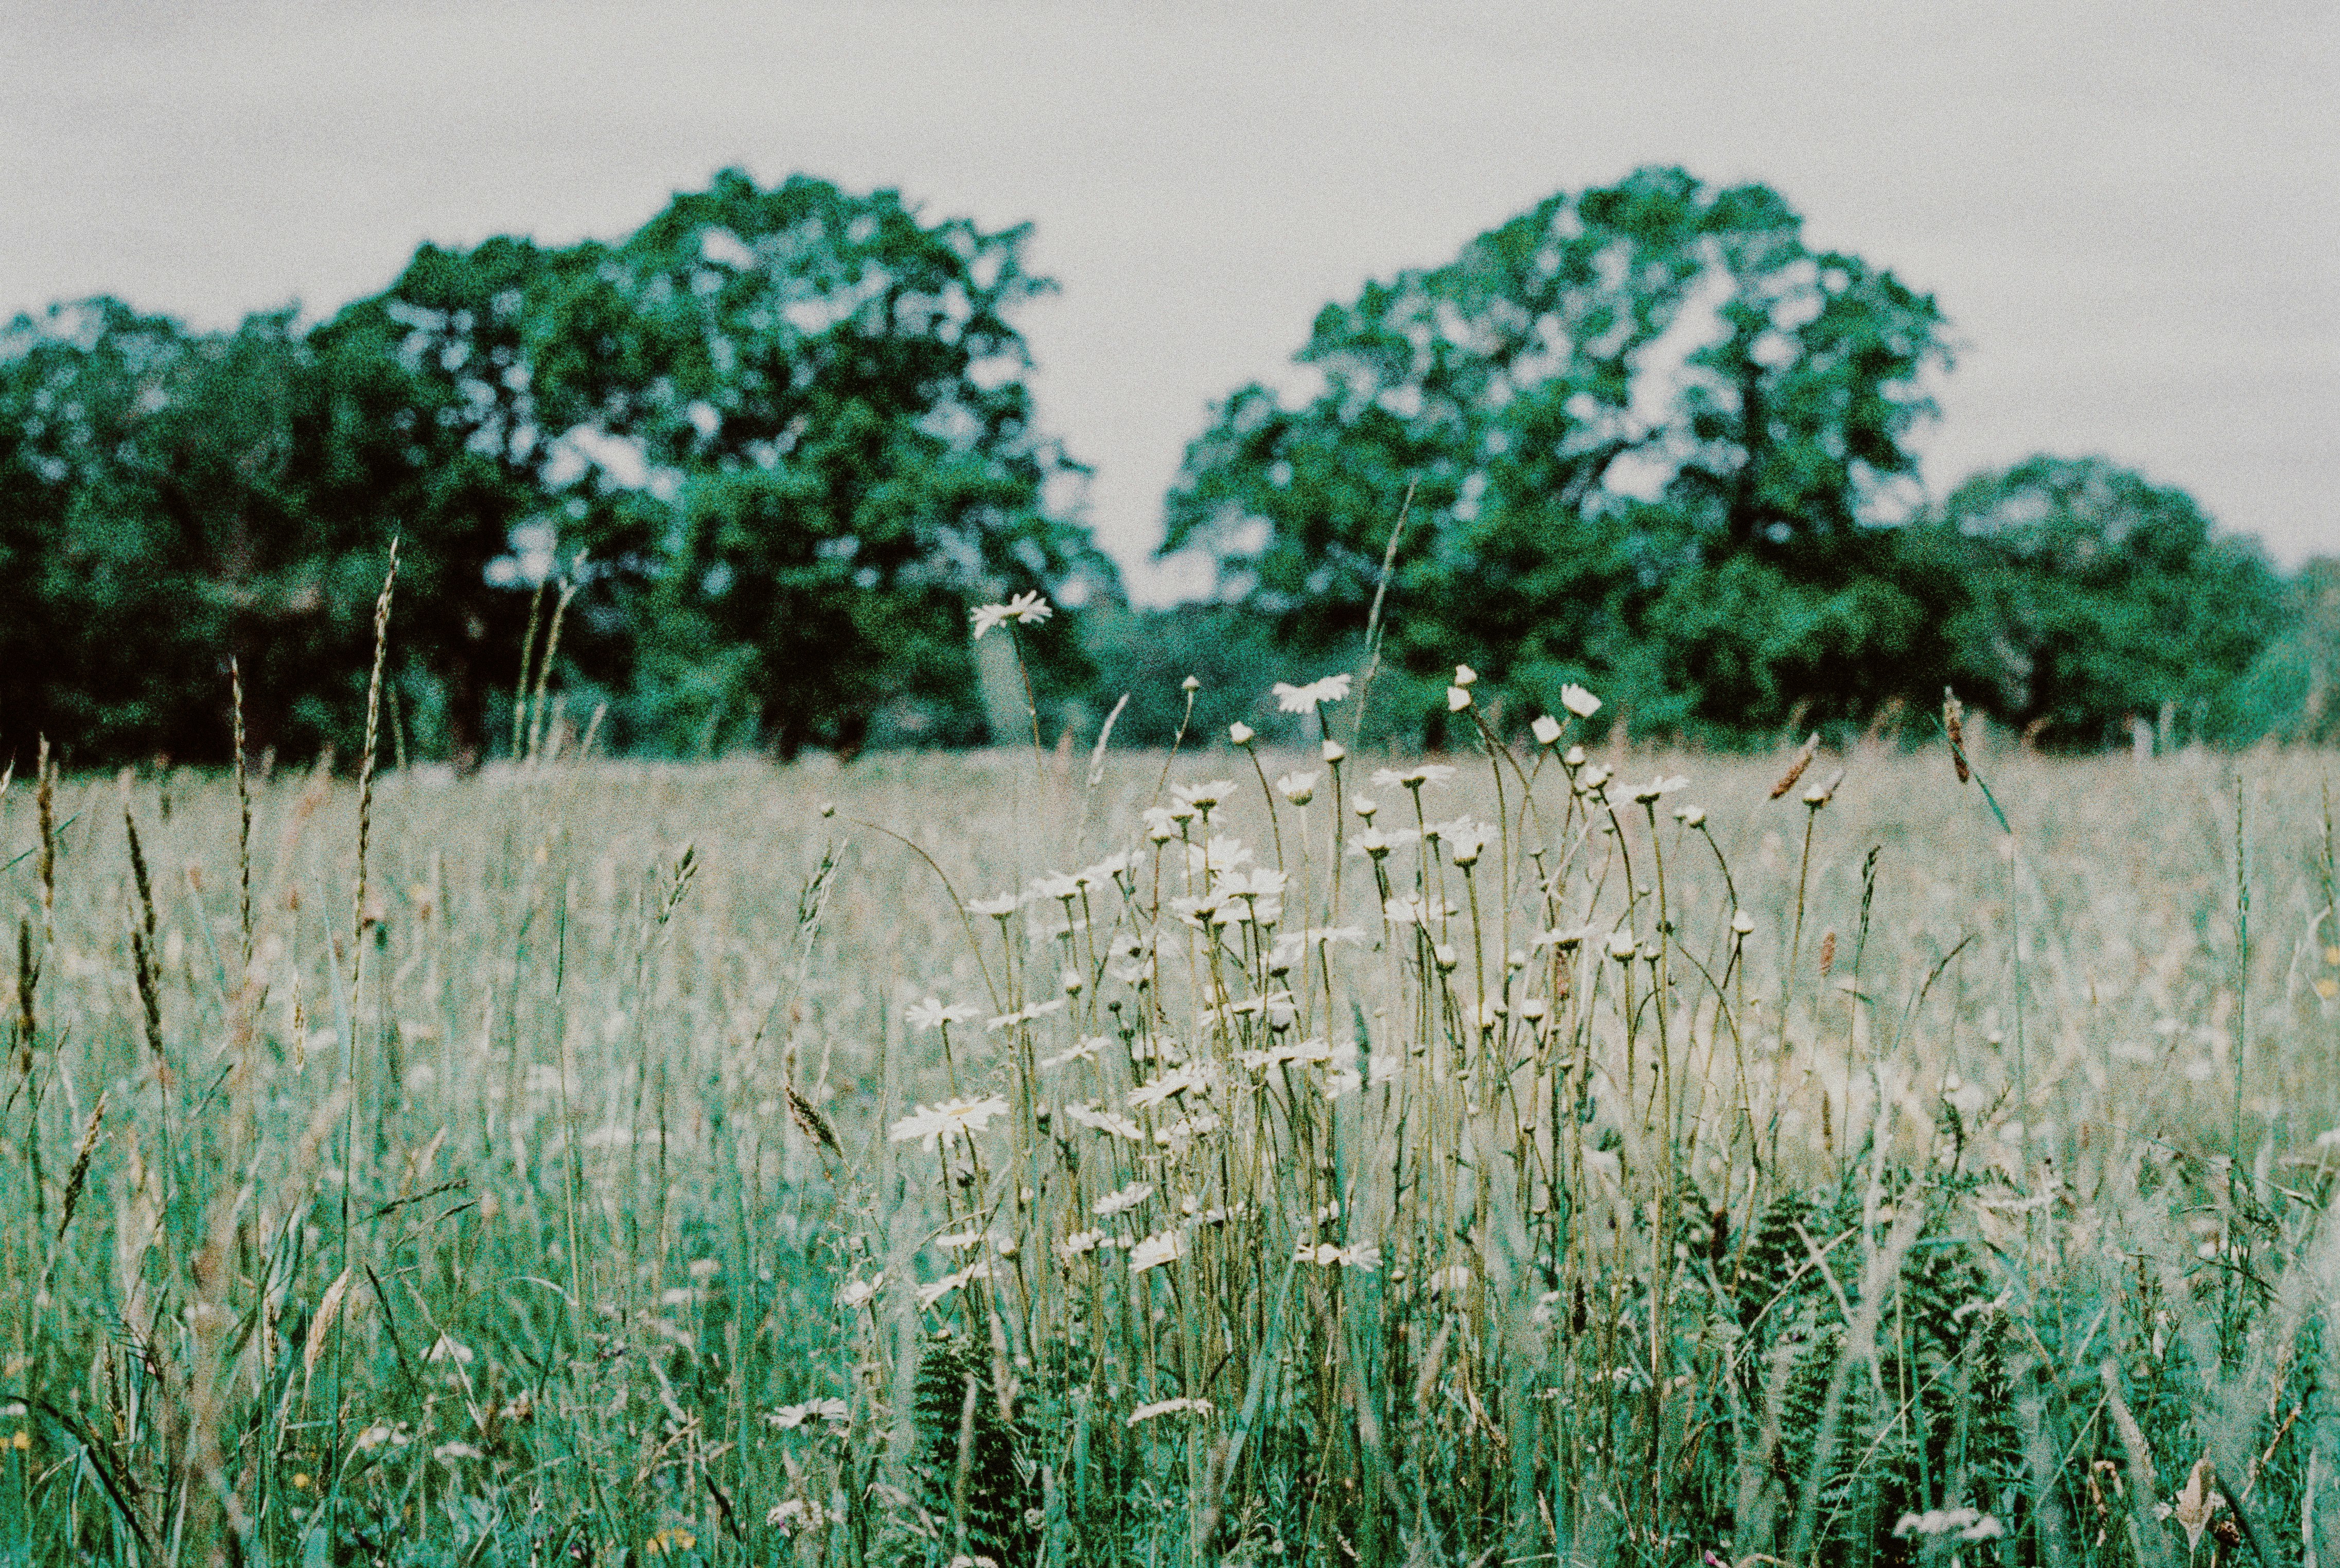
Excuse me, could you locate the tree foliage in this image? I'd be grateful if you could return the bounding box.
[1907,455,2291,746]
[1162,168,2305,749]
[0,171,1113,767]
[1163,167,1956,739]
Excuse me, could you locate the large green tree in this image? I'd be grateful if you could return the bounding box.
[1163,167,1955,739]
[536,170,1116,756]
[0,171,1114,766]
[1908,455,2289,746]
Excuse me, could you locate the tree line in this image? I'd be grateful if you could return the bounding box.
[3,166,2329,769]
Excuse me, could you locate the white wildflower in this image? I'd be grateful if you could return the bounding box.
[1093,1181,1154,1218]
[905,997,980,1031]
[1560,683,1601,717]
[915,1262,991,1308]
[1273,674,1351,712]
[1128,1065,1207,1111]
[1128,1396,1214,1425]
[1128,1230,1187,1273]
[1530,714,1563,746]
[1296,1243,1382,1271]
[1383,893,1458,926]
[1275,770,1318,804]
[1267,926,1366,970]
[888,1095,1011,1149]
[1061,1102,1147,1141]
[768,1398,850,1430]
[1369,764,1457,790]
[1040,1035,1107,1068]
[837,1274,884,1309]
[969,590,1052,639]
[1027,871,1082,902]
[987,998,1067,1031]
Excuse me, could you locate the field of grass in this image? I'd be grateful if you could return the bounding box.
[5,702,2340,1564]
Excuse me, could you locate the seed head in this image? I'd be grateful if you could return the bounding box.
[1944,688,1970,784]
[1769,734,1820,799]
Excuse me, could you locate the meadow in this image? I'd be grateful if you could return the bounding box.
[5,681,2340,1565]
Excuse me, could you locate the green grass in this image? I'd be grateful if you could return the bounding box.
[4,721,2339,1565]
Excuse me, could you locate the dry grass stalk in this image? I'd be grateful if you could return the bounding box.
[1769,732,1820,799]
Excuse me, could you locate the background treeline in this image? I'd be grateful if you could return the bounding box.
[4,166,2331,769]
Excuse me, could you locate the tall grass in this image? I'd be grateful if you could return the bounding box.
[3,679,2339,1563]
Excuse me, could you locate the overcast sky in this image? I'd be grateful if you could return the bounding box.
[6,0,2334,600]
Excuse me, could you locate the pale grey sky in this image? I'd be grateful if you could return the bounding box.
[5,0,2334,600]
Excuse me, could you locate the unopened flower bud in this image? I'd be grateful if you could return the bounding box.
[1228,721,1255,746]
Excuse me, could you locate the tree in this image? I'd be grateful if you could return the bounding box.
[0,171,1117,769]
[1162,167,1952,740]
[1914,455,2290,746]
[535,170,1117,756]
[0,301,364,764]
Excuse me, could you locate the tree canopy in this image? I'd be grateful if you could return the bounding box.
[1161,168,2304,749]
[0,166,2319,766]
[0,171,1114,767]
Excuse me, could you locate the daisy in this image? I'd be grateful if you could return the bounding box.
[1383,893,1458,926]
[1530,714,1563,746]
[887,1095,1010,1149]
[1266,925,1366,969]
[1271,674,1351,712]
[768,1398,850,1430]
[1061,1102,1146,1141]
[987,998,1067,1031]
[904,997,979,1032]
[1093,1181,1154,1218]
[914,1261,991,1308]
[1128,1065,1207,1111]
[1560,683,1602,718]
[1128,1396,1214,1425]
[1128,1230,1186,1274]
[969,590,1053,639]
[1040,1035,1107,1068]
[1369,764,1457,791]
[1173,779,1237,811]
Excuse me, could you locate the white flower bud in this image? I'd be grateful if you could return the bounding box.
[1228,721,1255,746]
